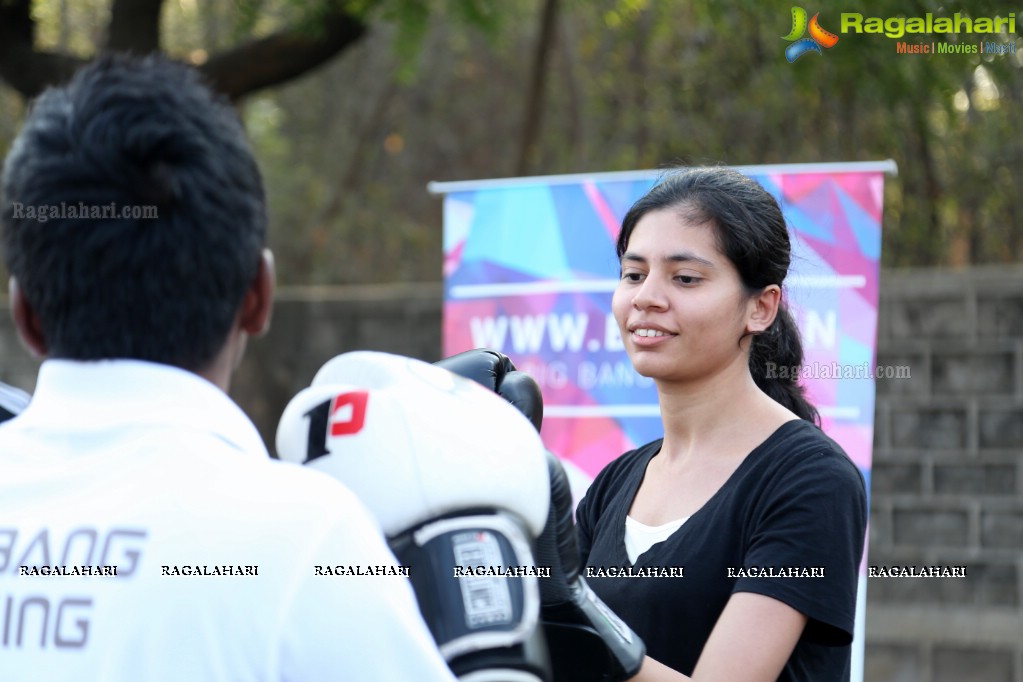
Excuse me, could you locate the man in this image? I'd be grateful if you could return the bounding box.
[0,54,455,681]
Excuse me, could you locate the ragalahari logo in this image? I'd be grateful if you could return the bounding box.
[783,7,839,62]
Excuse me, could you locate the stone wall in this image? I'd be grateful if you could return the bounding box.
[1,266,1021,679]
[866,266,1023,682]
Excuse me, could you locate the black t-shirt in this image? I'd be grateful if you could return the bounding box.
[577,419,867,681]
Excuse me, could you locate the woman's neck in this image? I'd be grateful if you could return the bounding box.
[654,361,795,465]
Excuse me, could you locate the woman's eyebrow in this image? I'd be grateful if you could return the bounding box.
[621,251,715,268]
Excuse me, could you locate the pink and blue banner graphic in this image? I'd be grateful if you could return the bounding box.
[432,162,896,682]
[433,162,893,488]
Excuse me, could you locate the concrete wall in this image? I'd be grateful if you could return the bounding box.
[2,266,1021,679]
[866,266,1023,682]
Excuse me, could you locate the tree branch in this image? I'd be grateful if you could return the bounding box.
[0,0,85,97]
[0,1,365,102]
[199,10,367,101]
[516,0,559,176]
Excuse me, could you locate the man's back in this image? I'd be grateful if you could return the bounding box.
[0,53,456,680]
[0,360,454,680]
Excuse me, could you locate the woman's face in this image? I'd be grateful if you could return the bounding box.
[612,207,753,384]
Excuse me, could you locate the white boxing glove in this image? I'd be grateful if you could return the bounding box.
[277,351,551,682]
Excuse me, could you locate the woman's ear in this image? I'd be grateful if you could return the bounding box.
[10,277,48,357]
[747,284,782,334]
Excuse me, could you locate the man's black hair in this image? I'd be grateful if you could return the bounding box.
[1,53,267,371]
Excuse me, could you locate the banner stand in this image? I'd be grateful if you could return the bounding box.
[432,161,898,682]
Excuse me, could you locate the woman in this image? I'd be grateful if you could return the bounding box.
[576,167,867,681]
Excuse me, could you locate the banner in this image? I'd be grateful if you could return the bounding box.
[434,162,891,476]
[431,161,896,681]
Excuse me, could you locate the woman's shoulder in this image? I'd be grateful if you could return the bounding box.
[752,419,865,490]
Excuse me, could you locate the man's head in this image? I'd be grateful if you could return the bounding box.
[1,54,272,381]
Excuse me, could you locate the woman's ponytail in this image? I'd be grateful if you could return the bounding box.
[748,301,820,425]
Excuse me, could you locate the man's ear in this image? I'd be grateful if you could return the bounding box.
[747,284,781,334]
[239,249,275,338]
[10,277,48,357]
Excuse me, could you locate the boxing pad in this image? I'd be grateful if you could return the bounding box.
[435,349,645,681]
[434,349,543,432]
[277,351,551,682]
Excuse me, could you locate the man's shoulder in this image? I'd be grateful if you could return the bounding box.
[264,459,368,511]
[138,438,381,539]
[154,455,388,563]
[232,456,374,521]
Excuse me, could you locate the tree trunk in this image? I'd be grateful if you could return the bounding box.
[516,0,559,176]
[106,0,164,54]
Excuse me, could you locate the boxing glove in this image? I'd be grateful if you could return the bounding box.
[536,452,645,681]
[277,351,552,682]
[434,349,543,432]
[435,349,645,681]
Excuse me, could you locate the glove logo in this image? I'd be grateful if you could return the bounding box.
[302,391,370,462]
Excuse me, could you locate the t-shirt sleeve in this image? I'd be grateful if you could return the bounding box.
[732,449,867,646]
[278,495,457,681]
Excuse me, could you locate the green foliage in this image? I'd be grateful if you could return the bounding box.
[378,0,431,81]
[233,0,265,38]
[3,0,1021,282]
[29,0,109,55]
[240,0,1023,277]
[369,0,506,82]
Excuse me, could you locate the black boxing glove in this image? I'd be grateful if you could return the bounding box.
[535,451,645,681]
[438,350,646,681]
[435,349,543,432]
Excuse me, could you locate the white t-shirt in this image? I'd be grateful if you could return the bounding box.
[0,360,456,682]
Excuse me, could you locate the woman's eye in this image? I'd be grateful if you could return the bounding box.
[676,275,701,285]
[622,272,643,282]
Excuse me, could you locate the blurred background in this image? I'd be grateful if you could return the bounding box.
[0,0,1020,680]
[1,0,1020,283]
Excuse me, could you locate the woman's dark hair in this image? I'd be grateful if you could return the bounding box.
[616,167,819,425]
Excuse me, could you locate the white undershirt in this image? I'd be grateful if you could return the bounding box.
[625,515,689,564]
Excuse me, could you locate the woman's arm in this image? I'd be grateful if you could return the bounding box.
[629,656,691,681]
[629,592,807,682]
[690,592,807,679]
